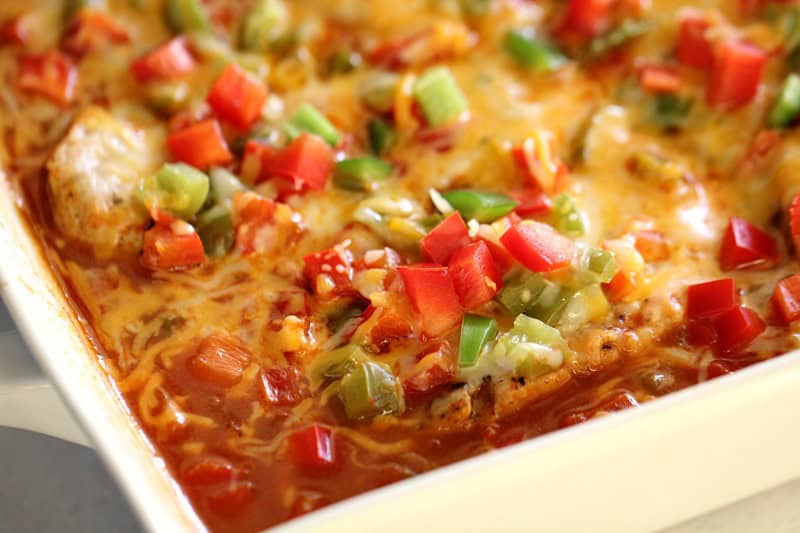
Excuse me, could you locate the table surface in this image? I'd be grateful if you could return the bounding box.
[2,302,799,533]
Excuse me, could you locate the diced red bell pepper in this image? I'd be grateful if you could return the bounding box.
[398,264,462,337]
[402,345,455,399]
[181,457,237,485]
[130,37,196,83]
[707,40,766,110]
[1,16,27,45]
[167,119,233,170]
[479,237,516,276]
[62,9,129,57]
[512,136,569,193]
[687,318,718,346]
[18,51,77,107]
[186,334,252,387]
[141,220,205,271]
[239,140,278,184]
[719,216,778,271]
[500,221,575,273]
[448,241,502,310]
[789,191,800,249]
[639,65,681,94]
[773,273,800,323]
[420,212,471,265]
[603,270,636,303]
[261,367,306,407]
[559,0,612,37]
[288,424,336,470]
[231,191,276,254]
[686,278,738,319]
[207,63,268,131]
[558,391,639,428]
[304,245,355,299]
[260,133,334,193]
[511,188,552,218]
[677,10,714,69]
[713,305,765,355]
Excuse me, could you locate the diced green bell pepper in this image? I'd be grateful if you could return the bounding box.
[588,19,650,58]
[557,284,610,331]
[139,163,209,219]
[768,73,800,128]
[360,72,400,113]
[164,0,212,33]
[413,67,469,127]
[334,157,393,192]
[497,273,548,316]
[551,194,585,237]
[339,361,405,420]
[368,118,397,156]
[649,94,692,130]
[196,205,234,258]
[239,0,288,52]
[492,314,566,377]
[458,314,498,367]
[441,190,517,223]
[208,167,245,206]
[309,345,368,389]
[503,30,566,72]
[283,103,341,146]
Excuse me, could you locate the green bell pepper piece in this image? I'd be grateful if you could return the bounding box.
[283,103,341,146]
[334,157,393,192]
[503,29,566,72]
[441,190,517,223]
[164,0,212,33]
[458,314,498,367]
[768,73,800,128]
[413,67,468,127]
[368,118,397,156]
[309,345,368,389]
[339,361,405,420]
[196,205,234,258]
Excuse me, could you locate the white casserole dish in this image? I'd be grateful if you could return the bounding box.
[2,169,800,533]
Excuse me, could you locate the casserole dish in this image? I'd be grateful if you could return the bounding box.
[3,170,800,531]
[4,1,800,531]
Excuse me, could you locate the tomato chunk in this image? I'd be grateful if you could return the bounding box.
[677,10,714,69]
[130,37,195,83]
[260,133,334,193]
[402,345,455,399]
[398,264,462,337]
[181,458,237,485]
[686,278,738,319]
[141,220,205,271]
[448,241,502,310]
[187,334,252,387]
[713,305,765,355]
[560,0,612,37]
[207,63,268,131]
[288,424,336,470]
[230,191,276,254]
[420,212,471,265]
[304,245,355,300]
[62,9,129,56]
[773,273,800,323]
[500,221,575,272]
[18,51,77,107]
[261,367,306,407]
[707,41,766,110]
[167,119,233,170]
[719,216,778,271]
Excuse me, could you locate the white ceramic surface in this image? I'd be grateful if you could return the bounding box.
[3,164,800,532]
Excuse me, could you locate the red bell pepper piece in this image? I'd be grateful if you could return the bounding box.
[707,40,766,110]
[231,191,276,254]
[186,334,252,387]
[448,241,502,310]
[789,191,800,249]
[207,63,268,131]
[167,119,233,170]
[500,221,575,273]
[420,212,471,265]
[1,16,27,45]
[676,10,714,69]
[713,305,765,355]
[288,424,336,470]
[402,345,455,399]
[559,0,612,37]
[261,367,306,407]
[511,188,552,217]
[62,9,129,57]
[773,273,800,323]
[207,483,255,516]
[639,65,680,93]
[260,133,334,193]
[398,264,462,337]
[130,37,196,83]
[686,278,738,319]
[303,245,355,300]
[141,220,205,271]
[18,51,77,107]
[603,270,636,303]
[479,237,516,276]
[633,230,670,262]
[719,216,778,271]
